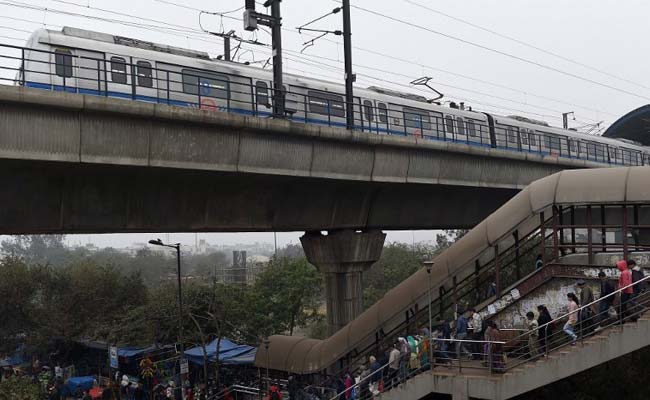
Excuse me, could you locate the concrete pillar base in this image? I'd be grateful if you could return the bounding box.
[300,229,386,335]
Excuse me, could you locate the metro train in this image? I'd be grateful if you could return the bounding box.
[12,27,650,165]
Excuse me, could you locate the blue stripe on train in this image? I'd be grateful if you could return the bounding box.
[21,82,626,165]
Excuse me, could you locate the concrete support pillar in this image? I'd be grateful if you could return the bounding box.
[300,229,386,335]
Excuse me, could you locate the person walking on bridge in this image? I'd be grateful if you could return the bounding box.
[536,305,553,354]
[617,259,635,322]
[525,312,539,357]
[595,271,615,331]
[563,293,580,345]
[387,344,401,391]
[455,309,472,360]
[577,280,594,335]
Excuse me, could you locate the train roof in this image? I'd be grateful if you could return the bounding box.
[60,26,213,60]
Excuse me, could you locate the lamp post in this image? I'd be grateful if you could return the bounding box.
[263,338,271,395]
[149,238,185,399]
[423,261,434,370]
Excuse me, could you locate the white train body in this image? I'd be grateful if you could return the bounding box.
[14,27,650,166]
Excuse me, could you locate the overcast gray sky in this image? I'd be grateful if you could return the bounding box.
[1,0,648,248]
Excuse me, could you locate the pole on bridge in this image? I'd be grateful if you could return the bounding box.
[244,0,285,118]
[342,0,355,130]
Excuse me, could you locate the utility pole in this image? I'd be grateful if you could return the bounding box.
[224,36,231,61]
[562,111,574,130]
[244,0,285,118]
[342,0,355,130]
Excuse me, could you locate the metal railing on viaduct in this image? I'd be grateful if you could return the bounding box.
[0,83,598,234]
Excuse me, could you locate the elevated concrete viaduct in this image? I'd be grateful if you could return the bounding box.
[0,85,609,331]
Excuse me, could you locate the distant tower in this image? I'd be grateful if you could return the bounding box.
[232,250,247,284]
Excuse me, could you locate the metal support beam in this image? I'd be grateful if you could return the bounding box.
[224,36,231,61]
[244,0,284,118]
[342,0,355,130]
[270,0,285,118]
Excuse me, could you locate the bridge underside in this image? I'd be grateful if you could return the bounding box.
[0,159,517,234]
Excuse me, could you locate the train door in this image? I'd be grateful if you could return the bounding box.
[455,116,468,144]
[376,102,389,134]
[283,84,301,121]
[483,113,497,148]
[504,125,520,151]
[132,57,157,102]
[51,48,76,92]
[254,80,272,117]
[443,114,455,141]
[180,68,230,112]
[403,107,432,138]
[362,99,375,132]
[106,53,131,98]
[75,49,104,95]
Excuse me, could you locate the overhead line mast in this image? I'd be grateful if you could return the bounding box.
[244,0,285,118]
[342,0,355,130]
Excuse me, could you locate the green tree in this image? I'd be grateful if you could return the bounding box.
[0,377,45,400]
[187,251,229,278]
[362,242,438,309]
[1,235,69,266]
[245,257,322,337]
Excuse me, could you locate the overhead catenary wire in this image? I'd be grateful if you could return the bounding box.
[0,1,614,125]
[1,0,621,122]
[282,46,603,123]
[344,2,650,102]
[40,0,620,120]
[404,0,650,93]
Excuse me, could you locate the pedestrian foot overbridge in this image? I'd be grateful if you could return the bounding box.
[0,84,624,234]
[255,166,650,399]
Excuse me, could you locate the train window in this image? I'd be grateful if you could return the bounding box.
[182,69,229,99]
[55,49,73,78]
[445,115,454,134]
[456,117,465,135]
[569,139,577,155]
[363,100,374,122]
[506,126,518,144]
[110,57,127,84]
[543,133,561,151]
[404,108,431,130]
[256,81,269,106]
[136,61,153,88]
[307,90,345,117]
[467,120,477,137]
[521,129,529,146]
[378,103,388,123]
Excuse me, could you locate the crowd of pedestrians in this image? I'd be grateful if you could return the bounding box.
[285,258,648,400]
[520,258,647,358]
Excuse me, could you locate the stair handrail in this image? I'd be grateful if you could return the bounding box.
[505,271,650,350]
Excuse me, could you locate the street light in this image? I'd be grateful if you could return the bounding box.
[149,238,185,399]
[263,338,271,395]
[423,260,435,370]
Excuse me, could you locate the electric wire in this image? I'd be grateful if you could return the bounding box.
[8,0,620,120]
[148,0,620,118]
[345,2,650,101]
[0,1,615,125]
[404,0,650,92]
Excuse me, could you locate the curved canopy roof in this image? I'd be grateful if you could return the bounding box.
[603,104,650,146]
[256,166,650,374]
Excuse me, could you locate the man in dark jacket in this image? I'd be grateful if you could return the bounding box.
[629,260,646,295]
[595,271,615,330]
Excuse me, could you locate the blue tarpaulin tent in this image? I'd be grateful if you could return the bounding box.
[0,355,24,367]
[184,338,256,366]
[63,376,95,396]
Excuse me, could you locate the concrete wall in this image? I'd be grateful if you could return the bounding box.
[0,86,605,233]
